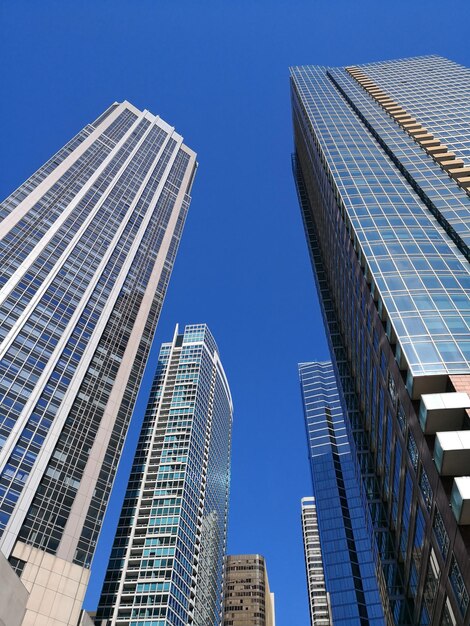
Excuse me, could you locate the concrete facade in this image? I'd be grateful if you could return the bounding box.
[223,554,275,626]
[301,497,331,626]
[0,101,196,626]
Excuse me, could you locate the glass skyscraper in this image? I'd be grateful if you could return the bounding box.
[0,101,196,626]
[299,361,385,625]
[291,56,470,625]
[95,324,233,626]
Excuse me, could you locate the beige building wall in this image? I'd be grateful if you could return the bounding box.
[77,610,95,626]
[223,554,275,626]
[8,541,89,626]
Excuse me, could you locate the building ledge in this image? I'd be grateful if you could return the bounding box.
[419,392,470,434]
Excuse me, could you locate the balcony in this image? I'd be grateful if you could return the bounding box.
[419,392,470,434]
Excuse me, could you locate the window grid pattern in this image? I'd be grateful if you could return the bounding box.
[291,63,470,380]
[300,498,331,626]
[299,361,385,625]
[291,59,470,624]
[17,146,189,565]
[361,56,470,164]
[95,325,232,626]
[0,103,196,576]
[223,555,273,626]
[0,125,169,533]
[333,66,470,256]
[0,108,137,224]
[0,109,139,288]
[293,133,409,624]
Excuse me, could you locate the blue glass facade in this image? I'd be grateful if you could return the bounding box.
[0,101,196,574]
[96,324,233,626]
[300,362,385,626]
[292,57,470,625]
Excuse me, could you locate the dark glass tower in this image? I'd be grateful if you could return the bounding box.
[95,324,233,626]
[291,56,470,625]
[299,361,384,625]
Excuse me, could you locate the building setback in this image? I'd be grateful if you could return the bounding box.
[223,554,275,626]
[291,56,470,625]
[95,324,233,626]
[0,101,196,626]
[299,362,384,625]
[301,497,331,626]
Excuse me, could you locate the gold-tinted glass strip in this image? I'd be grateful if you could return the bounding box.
[345,66,470,193]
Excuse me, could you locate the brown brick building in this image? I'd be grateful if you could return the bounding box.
[223,554,275,626]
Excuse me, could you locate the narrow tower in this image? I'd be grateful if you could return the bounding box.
[223,554,275,626]
[301,497,330,626]
[299,362,384,625]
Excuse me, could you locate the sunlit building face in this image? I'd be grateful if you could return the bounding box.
[0,101,196,626]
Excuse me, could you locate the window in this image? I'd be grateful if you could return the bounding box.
[449,556,469,617]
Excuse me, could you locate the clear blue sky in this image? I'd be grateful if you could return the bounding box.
[1,1,470,623]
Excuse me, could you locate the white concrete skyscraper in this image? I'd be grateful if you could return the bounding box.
[301,497,330,626]
[0,101,196,626]
[95,324,233,626]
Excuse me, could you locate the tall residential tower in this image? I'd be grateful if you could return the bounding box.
[0,101,196,626]
[95,324,233,626]
[292,56,470,624]
[301,497,330,626]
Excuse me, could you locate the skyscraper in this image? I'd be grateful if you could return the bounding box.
[291,56,470,625]
[223,554,275,626]
[0,101,196,626]
[95,324,233,626]
[301,497,330,626]
[299,361,384,625]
